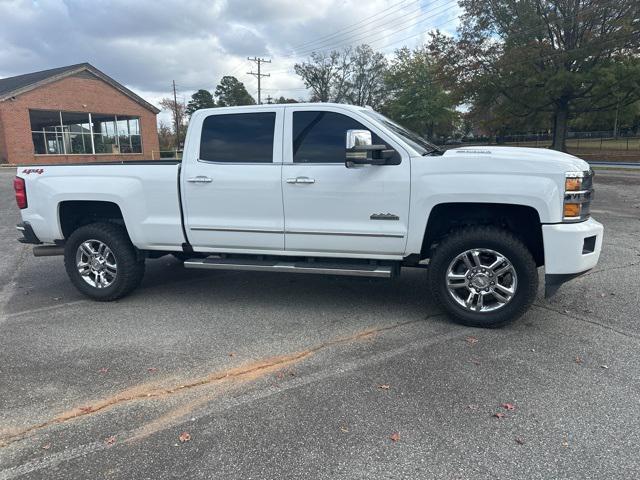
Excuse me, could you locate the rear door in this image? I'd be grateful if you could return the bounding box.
[181,108,285,251]
[282,106,411,256]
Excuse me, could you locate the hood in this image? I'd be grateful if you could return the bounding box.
[443,146,590,175]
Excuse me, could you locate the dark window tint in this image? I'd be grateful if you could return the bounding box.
[200,112,275,163]
[292,111,389,164]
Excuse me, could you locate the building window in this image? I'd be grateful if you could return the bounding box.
[29,110,142,155]
[62,112,92,154]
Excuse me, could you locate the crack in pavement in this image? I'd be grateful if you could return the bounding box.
[576,260,640,278]
[0,244,30,321]
[0,316,436,449]
[533,303,640,340]
[0,317,459,480]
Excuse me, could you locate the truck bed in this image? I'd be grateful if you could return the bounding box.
[17,161,185,249]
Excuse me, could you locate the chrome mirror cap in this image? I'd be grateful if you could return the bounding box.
[346,129,372,149]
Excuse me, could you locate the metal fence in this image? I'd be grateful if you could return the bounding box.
[456,131,640,152]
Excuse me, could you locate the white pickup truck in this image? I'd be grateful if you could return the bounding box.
[14,103,603,327]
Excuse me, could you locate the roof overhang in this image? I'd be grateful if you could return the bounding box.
[0,63,161,114]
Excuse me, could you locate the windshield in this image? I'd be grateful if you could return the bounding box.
[361,109,441,156]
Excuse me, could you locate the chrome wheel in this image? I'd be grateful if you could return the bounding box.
[76,239,117,288]
[445,248,518,313]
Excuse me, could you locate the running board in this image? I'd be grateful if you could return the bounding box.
[183,257,394,278]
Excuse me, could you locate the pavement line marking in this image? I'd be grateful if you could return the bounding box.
[3,300,88,320]
[533,304,640,340]
[0,318,461,479]
[0,316,439,449]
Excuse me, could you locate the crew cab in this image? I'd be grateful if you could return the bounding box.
[14,104,603,327]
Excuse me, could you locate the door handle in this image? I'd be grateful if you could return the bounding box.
[187,176,213,183]
[286,176,315,184]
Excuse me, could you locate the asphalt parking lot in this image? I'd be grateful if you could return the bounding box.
[0,168,639,479]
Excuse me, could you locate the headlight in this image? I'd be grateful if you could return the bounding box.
[564,171,593,222]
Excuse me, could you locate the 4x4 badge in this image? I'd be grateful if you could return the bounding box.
[370,213,399,221]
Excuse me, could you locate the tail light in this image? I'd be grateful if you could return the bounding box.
[14,177,27,209]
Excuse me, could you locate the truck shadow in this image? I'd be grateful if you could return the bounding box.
[135,256,441,322]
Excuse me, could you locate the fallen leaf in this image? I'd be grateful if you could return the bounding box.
[42,443,51,450]
[501,403,516,411]
[178,432,191,443]
[575,356,583,364]
[377,384,390,390]
[79,406,93,414]
[562,434,569,448]
[147,367,158,373]
[465,336,478,345]
[390,432,400,442]
[228,352,236,357]
[493,412,506,419]
[105,436,116,446]
[98,367,109,374]
[515,437,525,445]
[340,426,349,433]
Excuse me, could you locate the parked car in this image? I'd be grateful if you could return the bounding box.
[14,104,602,327]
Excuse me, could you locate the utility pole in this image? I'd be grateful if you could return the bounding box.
[247,57,271,104]
[172,80,181,148]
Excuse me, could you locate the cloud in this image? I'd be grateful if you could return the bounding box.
[0,0,461,114]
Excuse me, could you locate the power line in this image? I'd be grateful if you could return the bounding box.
[230,0,449,80]
[287,0,456,59]
[246,57,271,104]
[262,0,457,77]
[288,0,415,52]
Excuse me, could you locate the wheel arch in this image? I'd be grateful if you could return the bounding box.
[58,200,127,239]
[420,202,544,267]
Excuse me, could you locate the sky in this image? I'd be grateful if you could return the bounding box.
[0,0,461,124]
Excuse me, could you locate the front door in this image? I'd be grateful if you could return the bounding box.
[181,109,285,252]
[282,107,410,257]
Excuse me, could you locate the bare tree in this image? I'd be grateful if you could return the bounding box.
[347,45,388,108]
[157,121,175,150]
[294,49,353,103]
[159,98,187,146]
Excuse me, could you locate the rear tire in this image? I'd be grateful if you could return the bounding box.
[428,226,538,328]
[64,223,145,301]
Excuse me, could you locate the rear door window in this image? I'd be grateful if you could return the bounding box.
[200,112,275,163]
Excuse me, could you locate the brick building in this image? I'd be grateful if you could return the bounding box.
[0,63,160,165]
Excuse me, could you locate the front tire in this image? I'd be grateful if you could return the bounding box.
[64,223,145,301]
[428,226,538,328]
